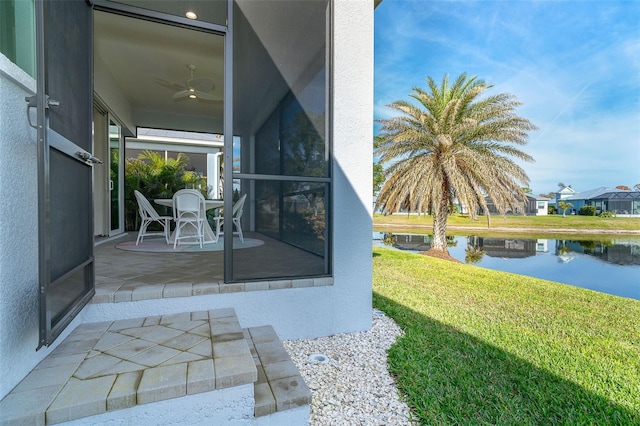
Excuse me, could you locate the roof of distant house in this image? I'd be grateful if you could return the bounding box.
[563,186,637,201]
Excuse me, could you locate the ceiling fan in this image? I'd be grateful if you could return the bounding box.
[154,64,222,101]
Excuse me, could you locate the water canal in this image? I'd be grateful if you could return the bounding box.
[373,232,640,301]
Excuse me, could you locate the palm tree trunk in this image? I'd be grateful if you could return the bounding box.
[431,198,449,252]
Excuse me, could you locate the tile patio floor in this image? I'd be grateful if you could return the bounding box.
[93,231,331,304]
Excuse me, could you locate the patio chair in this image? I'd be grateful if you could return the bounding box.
[173,189,206,248]
[134,190,173,245]
[214,194,247,243]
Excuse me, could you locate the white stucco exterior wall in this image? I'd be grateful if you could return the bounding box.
[0,55,83,399]
[329,0,374,334]
[0,56,40,399]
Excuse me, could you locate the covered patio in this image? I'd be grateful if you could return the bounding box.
[93,231,330,305]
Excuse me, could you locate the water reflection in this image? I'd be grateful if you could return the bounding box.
[382,233,457,252]
[558,239,640,266]
[374,232,640,300]
[378,232,640,267]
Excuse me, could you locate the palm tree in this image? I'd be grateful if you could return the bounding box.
[558,200,573,217]
[375,74,536,254]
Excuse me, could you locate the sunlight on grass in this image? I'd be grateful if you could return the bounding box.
[373,247,640,424]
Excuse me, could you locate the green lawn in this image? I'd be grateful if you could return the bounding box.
[373,247,640,425]
[374,213,640,232]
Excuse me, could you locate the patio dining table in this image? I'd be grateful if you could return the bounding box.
[155,198,223,244]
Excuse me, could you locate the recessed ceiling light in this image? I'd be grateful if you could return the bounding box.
[185,11,197,20]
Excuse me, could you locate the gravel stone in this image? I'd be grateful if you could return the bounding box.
[283,312,414,425]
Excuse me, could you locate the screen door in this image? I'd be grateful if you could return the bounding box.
[34,0,96,348]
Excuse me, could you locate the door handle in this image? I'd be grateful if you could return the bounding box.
[25,95,60,129]
[76,151,103,165]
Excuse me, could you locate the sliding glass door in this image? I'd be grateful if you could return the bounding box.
[109,120,123,235]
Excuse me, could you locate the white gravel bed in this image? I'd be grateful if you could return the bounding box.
[283,310,414,425]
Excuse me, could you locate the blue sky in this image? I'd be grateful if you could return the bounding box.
[374,0,640,195]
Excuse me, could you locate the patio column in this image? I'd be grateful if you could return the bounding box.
[207,151,223,198]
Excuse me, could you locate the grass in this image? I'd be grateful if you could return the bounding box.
[374,213,640,232]
[373,247,640,425]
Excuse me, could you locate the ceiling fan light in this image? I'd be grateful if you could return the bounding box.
[185,11,197,20]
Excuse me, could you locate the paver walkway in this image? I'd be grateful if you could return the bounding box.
[0,309,310,425]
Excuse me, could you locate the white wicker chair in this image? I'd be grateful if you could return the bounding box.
[213,194,247,242]
[134,190,173,245]
[172,189,206,248]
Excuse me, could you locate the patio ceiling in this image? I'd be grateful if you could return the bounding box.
[94,10,224,134]
[93,1,326,137]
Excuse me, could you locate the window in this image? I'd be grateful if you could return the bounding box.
[0,0,36,77]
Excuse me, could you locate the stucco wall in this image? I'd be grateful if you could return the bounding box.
[0,55,82,399]
[329,0,374,334]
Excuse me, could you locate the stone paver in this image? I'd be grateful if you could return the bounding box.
[214,353,257,388]
[187,359,215,395]
[107,371,141,411]
[246,326,312,417]
[137,363,187,404]
[0,308,256,425]
[263,360,301,381]
[0,385,61,425]
[213,339,250,358]
[270,375,312,411]
[162,282,193,298]
[254,382,276,417]
[0,310,310,424]
[131,284,164,300]
[252,340,291,364]
[47,376,116,424]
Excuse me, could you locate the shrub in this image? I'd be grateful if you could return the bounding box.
[548,206,557,215]
[125,151,207,231]
[579,205,596,216]
[599,211,616,218]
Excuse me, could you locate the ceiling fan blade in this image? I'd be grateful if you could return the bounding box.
[188,78,214,92]
[154,77,186,91]
[193,90,222,101]
[172,90,191,99]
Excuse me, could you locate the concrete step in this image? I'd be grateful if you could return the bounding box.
[0,309,310,425]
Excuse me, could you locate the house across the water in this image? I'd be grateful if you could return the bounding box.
[556,187,640,216]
